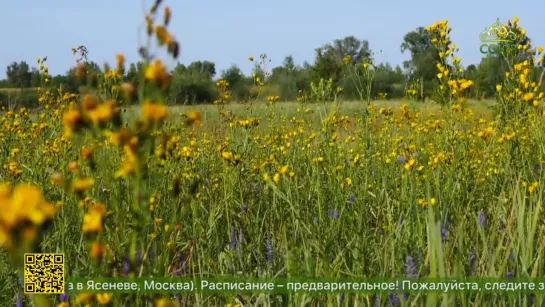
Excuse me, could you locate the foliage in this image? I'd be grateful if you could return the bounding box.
[5,61,33,88]
[309,78,342,102]
[169,62,217,104]
[426,20,474,110]
[4,7,545,306]
[401,27,440,98]
[491,18,545,121]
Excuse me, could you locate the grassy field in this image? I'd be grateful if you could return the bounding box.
[166,99,495,119]
[2,4,545,306]
[153,99,496,132]
[2,94,545,306]
[0,88,38,93]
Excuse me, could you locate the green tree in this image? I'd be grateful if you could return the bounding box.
[268,56,307,100]
[312,36,372,85]
[30,68,41,88]
[323,36,372,63]
[125,62,145,86]
[221,64,249,100]
[221,64,244,87]
[169,62,216,104]
[311,49,344,85]
[252,63,266,82]
[231,55,310,101]
[373,63,406,98]
[401,27,439,98]
[50,73,79,94]
[187,61,216,79]
[464,64,479,98]
[6,61,32,88]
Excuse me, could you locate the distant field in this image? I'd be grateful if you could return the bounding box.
[124,99,497,123]
[0,87,38,93]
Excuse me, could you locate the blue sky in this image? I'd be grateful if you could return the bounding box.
[1,0,544,78]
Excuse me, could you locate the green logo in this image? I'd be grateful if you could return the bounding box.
[480,18,518,55]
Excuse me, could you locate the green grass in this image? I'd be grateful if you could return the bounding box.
[1,98,544,306]
[0,88,38,93]
[161,99,496,121]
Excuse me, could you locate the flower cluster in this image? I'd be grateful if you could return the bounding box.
[230,117,260,129]
[426,19,474,110]
[214,80,232,105]
[62,94,122,138]
[405,80,420,101]
[494,18,545,120]
[267,95,280,104]
[0,183,56,251]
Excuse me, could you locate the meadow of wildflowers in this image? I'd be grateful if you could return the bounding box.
[2,2,545,307]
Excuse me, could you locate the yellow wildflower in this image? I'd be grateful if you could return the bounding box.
[142,100,168,123]
[72,177,95,193]
[222,151,233,161]
[529,182,539,194]
[115,146,138,178]
[82,210,103,233]
[115,54,125,70]
[155,298,175,307]
[145,59,170,88]
[96,293,113,305]
[75,294,95,304]
[90,241,106,259]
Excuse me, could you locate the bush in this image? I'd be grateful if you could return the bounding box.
[0,89,39,109]
[169,81,217,105]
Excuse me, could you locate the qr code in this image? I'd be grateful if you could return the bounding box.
[24,253,65,294]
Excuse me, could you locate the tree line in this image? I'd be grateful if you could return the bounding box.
[1,26,544,107]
